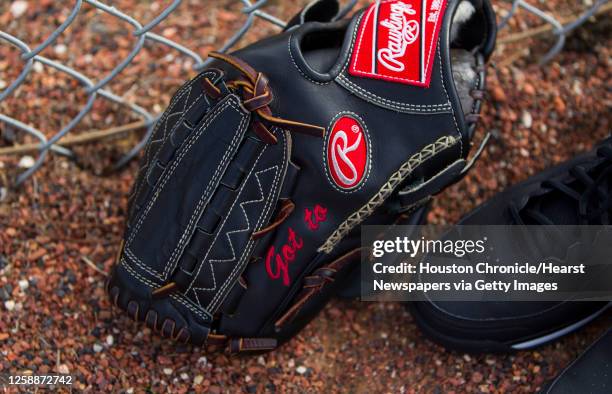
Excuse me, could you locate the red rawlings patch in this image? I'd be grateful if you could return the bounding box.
[326,116,368,190]
[349,0,448,87]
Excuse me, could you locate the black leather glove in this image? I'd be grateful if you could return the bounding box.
[107,0,496,353]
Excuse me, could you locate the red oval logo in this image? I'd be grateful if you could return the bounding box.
[326,115,369,190]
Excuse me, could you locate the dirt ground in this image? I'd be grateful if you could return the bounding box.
[0,1,611,392]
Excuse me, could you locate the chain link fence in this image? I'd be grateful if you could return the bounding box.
[0,0,608,187]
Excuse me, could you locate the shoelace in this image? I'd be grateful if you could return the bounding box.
[507,143,612,254]
[509,144,612,227]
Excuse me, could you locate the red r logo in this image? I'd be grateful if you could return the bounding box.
[326,115,369,191]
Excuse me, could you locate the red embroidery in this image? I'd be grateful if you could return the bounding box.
[264,205,328,285]
[348,0,448,87]
[304,204,328,231]
[265,228,303,286]
[326,116,368,190]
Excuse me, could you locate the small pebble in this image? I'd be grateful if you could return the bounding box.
[4,300,15,311]
[554,97,566,113]
[93,344,103,353]
[523,83,536,95]
[491,86,506,102]
[54,44,68,56]
[18,280,29,291]
[106,335,114,346]
[521,111,533,128]
[18,156,35,169]
[572,80,583,95]
[57,364,70,374]
[10,1,28,18]
[296,366,307,375]
[193,375,204,385]
[163,368,173,375]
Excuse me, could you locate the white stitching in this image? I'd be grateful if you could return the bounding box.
[125,97,248,281]
[118,257,211,320]
[192,166,275,294]
[349,4,373,75]
[128,97,242,246]
[128,99,249,281]
[337,75,451,112]
[154,92,207,161]
[130,71,217,203]
[322,111,372,194]
[336,10,450,112]
[124,247,164,280]
[130,83,193,201]
[207,128,287,311]
[184,144,271,304]
[190,166,279,311]
[287,36,331,86]
[338,74,450,108]
[161,104,250,280]
[128,88,213,244]
[122,112,286,319]
[340,12,363,75]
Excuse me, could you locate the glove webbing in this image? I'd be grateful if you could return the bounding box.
[137,53,326,351]
[151,52,324,300]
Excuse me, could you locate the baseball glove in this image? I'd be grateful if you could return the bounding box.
[108,0,496,353]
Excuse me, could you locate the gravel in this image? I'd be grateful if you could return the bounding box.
[0,0,610,392]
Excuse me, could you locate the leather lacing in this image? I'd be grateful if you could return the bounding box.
[207,51,324,142]
[509,143,612,227]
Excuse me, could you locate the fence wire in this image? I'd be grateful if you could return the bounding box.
[0,0,608,187]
